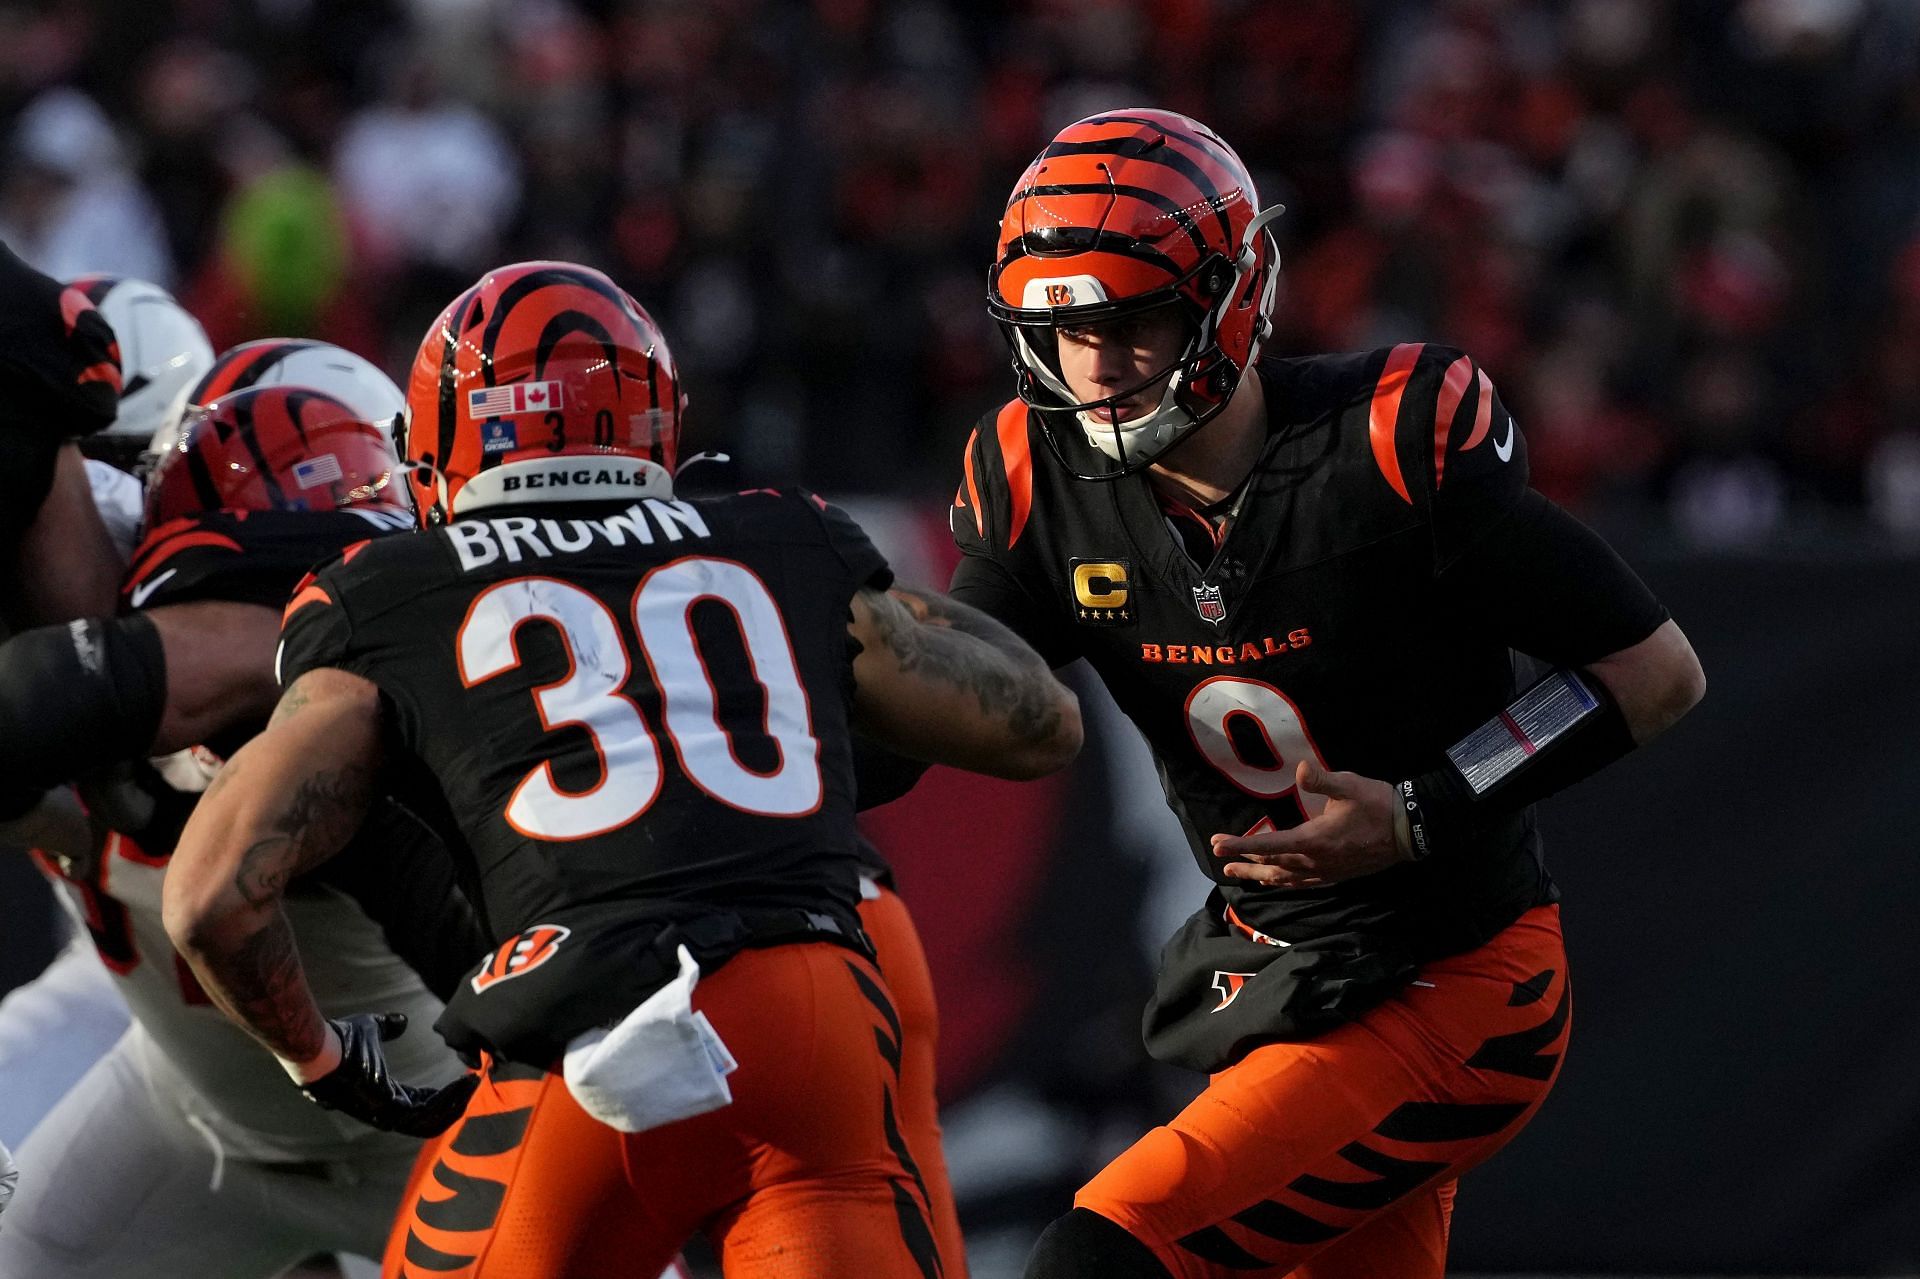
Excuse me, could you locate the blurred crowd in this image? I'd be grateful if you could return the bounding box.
[4,0,1920,540]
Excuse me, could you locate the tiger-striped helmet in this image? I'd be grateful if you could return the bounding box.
[988,109,1284,478]
[150,338,405,468]
[402,261,684,525]
[144,386,407,529]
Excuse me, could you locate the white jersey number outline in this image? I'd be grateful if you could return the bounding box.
[1183,675,1330,821]
[457,559,820,841]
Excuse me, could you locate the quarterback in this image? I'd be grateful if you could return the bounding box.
[950,110,1705,1278]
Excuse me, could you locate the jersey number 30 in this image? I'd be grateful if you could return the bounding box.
[458,558,822,840]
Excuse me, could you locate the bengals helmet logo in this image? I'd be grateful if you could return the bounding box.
[1211,970,1255,1013]
[470,925,572,995]
[1044,283,1076,306]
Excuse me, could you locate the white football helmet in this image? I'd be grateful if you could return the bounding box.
[152,338,406,461]
[67,276,214,450]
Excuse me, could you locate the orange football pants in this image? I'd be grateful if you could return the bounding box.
[1075,905,1570,1279]
[383,888,964,1278]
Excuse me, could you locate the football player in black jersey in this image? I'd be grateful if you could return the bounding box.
[0,383,482,1274]
[163,262,1081,1278]
[0,242,128,625]
[950,111,1706,1279]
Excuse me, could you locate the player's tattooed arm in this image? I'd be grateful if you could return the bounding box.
[847,584,1082,780]
[163,668,383,1075]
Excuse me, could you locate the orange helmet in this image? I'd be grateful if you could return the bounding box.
[401,261,684,525]
[144,386,408,530]
[988,109,1284,478]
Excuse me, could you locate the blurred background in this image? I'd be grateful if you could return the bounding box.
[1,0,1917,1274]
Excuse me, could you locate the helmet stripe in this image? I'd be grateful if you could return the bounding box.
[184,444,225,515]
[1019,183,1212,258]
[532,310,617,386]
[996,229,1186,280]
[229,392,289,508]
[480,269,631,378]
[1039,136,1234,244]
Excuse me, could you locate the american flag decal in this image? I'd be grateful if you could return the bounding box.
[292,454,344,489]
[467,380,565,418]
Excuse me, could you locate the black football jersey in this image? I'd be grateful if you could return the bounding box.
[41,499,486,1001]
[953,344,1667,1068]
[277,488,892,1063]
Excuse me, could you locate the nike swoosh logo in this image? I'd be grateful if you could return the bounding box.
[128,568,177,609]
[1493,416,1515,462]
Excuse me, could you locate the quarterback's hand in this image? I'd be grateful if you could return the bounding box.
[1212,760,1408,888]
[299,1013,477,1138]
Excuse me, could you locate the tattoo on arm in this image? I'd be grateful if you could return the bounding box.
[269,683,312,725]
[861,587,1062,744]
[202,912,328,1064]
[232,765,375,908]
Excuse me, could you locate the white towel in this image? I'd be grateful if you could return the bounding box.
[562,945,738,1134]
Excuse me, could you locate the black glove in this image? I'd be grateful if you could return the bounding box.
[299,1013,478,1138]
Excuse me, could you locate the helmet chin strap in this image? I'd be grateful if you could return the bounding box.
[1076,372,1195,464]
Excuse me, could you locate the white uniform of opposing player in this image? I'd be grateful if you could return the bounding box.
[0,324,461,1274]
[0,809,463,1276]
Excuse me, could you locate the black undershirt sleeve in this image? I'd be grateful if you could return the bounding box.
[1437,490,1669,665]
[948,551,1081,669]
[1402,491,1670,857]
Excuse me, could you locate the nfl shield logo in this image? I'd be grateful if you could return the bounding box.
[1193,583,1227,625]
[481,420,519,455]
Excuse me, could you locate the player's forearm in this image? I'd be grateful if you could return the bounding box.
[164,793,353,1069]
[165,680,381,1065]
[853,587,1083,778]
[170,895,332,1068]
[149,601,285,753]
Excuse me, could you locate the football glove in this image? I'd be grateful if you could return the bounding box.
[300,1012,477,1138]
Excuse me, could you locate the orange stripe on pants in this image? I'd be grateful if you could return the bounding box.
[1075,905,1570,1279]
[862,885,968,1278]
[381,941,945,1279]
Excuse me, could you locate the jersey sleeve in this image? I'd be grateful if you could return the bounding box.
[802,490,893,592]
[275,558,365,687]
[1375,345,1529,569]
[121,510,393,613]
[1437,490,1670,666]
[947,405,1079,667]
